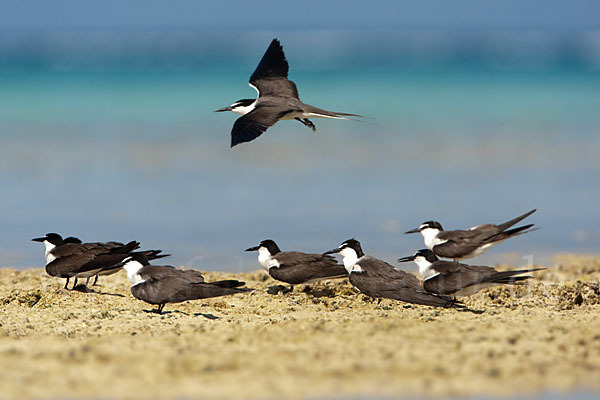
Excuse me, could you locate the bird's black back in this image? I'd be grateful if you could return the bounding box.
[267,251,347,284]
[131,265,250,305]
[45,240,140,277]
[349,256,458,307]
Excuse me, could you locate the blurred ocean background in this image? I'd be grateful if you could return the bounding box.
[1,9,599,270]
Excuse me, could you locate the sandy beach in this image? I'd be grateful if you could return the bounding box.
[0,255,599,399]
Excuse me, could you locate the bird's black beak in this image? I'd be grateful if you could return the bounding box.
[215,106,232,112]
[322,248,340,255]
[397,255,416,263]
[32,236,46,242]
[405,228,420,234]
[245,246,260,252]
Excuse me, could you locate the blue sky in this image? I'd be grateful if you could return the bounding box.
[2,0,599,32]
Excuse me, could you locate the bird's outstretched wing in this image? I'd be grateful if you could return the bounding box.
[249,38,289,82]
[231,107,290,147]
[249,39,299,99]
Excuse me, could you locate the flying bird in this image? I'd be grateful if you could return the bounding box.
[216,38,361,147]
[324,239,461,308]
[405,209,537,260]
[121,253,252,314]
[398,249,545,296]
[245,239,347,292]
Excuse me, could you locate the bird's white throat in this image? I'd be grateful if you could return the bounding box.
[231,101,256,116]
[339,247,359,272]
[122,260,145,285]
[43,240,57,263]
[257,247,279,269]
[420,228,444,249]
[413,256,435,279]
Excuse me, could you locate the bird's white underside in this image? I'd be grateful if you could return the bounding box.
[257,246,280,270]
[231,103,256,116]
[413,255,436,279]
[420,228,448,249]
[339,247,360,273]
[467,242,495,258]
[123,259,145,285]
[304,112,347,120]
[43,241,57,264]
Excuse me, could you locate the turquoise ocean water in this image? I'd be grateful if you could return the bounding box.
[1,31,599,270]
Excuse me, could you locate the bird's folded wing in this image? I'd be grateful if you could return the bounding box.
[277,252,338,268]
[432,260,495,275]
[138,265,179,281]
[269,253,341,283]
[437,229,487,242]
[50,243,105,258]
[425,266,493,290]
[360,257,423,289]
[45,252,97,274]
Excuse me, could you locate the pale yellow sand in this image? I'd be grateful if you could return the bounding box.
[0,254,599,399]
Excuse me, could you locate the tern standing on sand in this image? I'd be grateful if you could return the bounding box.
[32,233,140,290]
[245,239,348,292]
[405,209,537,261]
[324,239,461,308]
[121,253,252,313]
[398,249,544,297]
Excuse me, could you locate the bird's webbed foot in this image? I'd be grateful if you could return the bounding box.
[295,117,316,132]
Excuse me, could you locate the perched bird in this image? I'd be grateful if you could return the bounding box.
[121,253,252,314]
[32,233,139,290]
[216,38,361,147]
[405,209,537,260]
[59,237,170,286]
[245,239,348,291]
[398,249,545,297]
[323,239,460,308]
